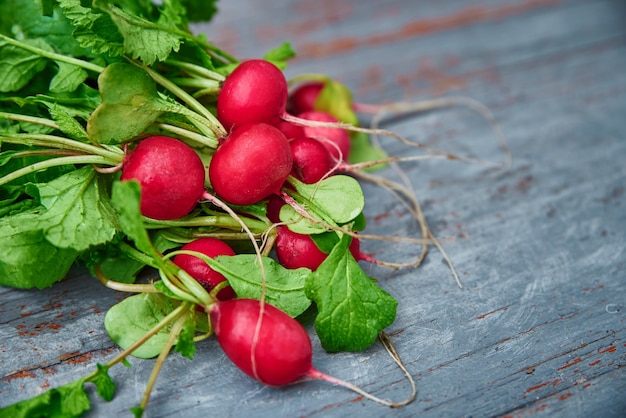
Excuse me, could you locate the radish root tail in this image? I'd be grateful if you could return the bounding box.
[305,331,416,408]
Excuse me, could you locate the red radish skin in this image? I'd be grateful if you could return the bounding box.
[275,226,365,271]
[296,111,351,162]
[209,123,293,205]
[209,298,408,407]
[275,226,327,271]
[265,194,286,224]
[289,82,324,114]
[272,118,305,140]
[217,60,288,131]
[289,136,336,184]
[120,136,205,220]
[173,238,237,301]
[210,298,313,386]
[346,234,375,263]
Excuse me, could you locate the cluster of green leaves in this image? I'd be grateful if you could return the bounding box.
[0,0,231,290]
[0,0,399,416]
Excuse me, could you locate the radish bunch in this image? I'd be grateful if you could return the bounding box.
[2,6,497,409]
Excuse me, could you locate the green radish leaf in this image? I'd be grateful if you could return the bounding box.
[0,148,75,186]
[26,90,101,126]
[104,292,175,359]
[351,211,367,231]
[94,231,179,284]
[87,62,165,144]
[0,167,112,289]
[0,377,90,417]
[0,38,50,92]
[180,0,218,22]
[96,0,183,65]
[0,210,78,289]
[57,0,125,57]
[37,166,117,252]
[263,42,296,70]
[110,180,160,259]
[310,231,342,254]
[95,251,144,284]
[47,103,90,140]
[130,406,145,418]
[0,151,19,167]
[347,131,388,169]
[50,61,88,93]
[174,311,197,359]
[279,204,330,235]
[0,185,36,217]
[290,175,365,225]
[153,280,180,300]
[314,79,359,126]
[305,234,397,352]
[194,309,209,333]
[91,364,116,402]
[209,254,312,318]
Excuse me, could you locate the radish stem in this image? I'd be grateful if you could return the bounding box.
[165,59,226,82]
[94,264,159,293]
[0,155,111,187]
[0,112,60,130]
[1,133,124,161]
[138,305,190,413]
[153,122,219,148]
[0,34,104,73]
[135,61,227,138]
[142,215,268,233]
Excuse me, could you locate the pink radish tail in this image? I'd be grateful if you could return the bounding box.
[304,367,415,408]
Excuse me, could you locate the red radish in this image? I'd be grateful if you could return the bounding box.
[289,136,336,184]
[289,82,324,114]
[275,226,327,271]
[217,60,288,130]
[209,123,293,205]
[120,136,205,220]
[275,226,366,271]
[346,233,373,263]
[297,110,351,162]
[272,118,305,140]
[209,298,409,406]
[215,62,354,157]
[173,238,236,301]
[265,194,286,224]
[210,298,312,386]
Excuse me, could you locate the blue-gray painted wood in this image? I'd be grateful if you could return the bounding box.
[1,0,624,416]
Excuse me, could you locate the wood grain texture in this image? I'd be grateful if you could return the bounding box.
[1,0,625,416]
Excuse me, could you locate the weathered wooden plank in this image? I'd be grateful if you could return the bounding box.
[1,0,625,416]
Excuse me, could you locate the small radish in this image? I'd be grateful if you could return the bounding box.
[215,62,357,159]
[173,238,237,301]
[210,298,410,406]
[217,60,288,130]
[272,118,305,140]
[120,136,205,220]
[289,136,336,184]
[288,81,324,114]
[296,110,351,162]
[275,226,367,271]
[275,226,327,271]
[210,298,312,386]
[209,123,293,205]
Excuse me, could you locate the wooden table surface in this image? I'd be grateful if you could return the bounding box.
[1,0,625,416]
